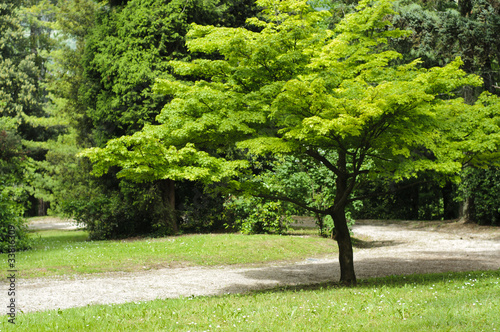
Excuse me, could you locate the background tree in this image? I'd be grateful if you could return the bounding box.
[27,0,100,218]
[0,0,37,250]
[82,0,500,284]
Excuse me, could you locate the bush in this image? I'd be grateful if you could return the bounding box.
[351,176,454,221]
[0,193,32,253]
[0,119,32,252]
[62,178,230,240]
[63,180,176,240]
[225,196,292,234]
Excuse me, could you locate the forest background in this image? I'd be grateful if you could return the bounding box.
[1,0,500,256]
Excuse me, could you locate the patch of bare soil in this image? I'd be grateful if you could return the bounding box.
[8,219,500,313]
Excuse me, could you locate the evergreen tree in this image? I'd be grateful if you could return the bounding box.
[0,0,35,250]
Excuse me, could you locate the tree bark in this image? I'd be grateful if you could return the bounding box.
[459,195,474,223]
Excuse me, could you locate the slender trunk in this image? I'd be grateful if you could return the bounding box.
[315,212,324,236]
[332,152,356,286]
[160,179,178,233]
[331,206,356,286]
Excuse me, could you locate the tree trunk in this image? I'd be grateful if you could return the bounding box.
[459,195,474,223]
[331,206,356,286]
[331,152,356,286]
[37,198,49,216]
[160,179,178,233]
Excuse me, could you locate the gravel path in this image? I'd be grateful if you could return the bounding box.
[10,219,500,313]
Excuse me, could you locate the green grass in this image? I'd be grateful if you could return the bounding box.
[4,270,499,331]
[1,229,338,278]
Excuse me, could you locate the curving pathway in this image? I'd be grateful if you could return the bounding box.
[8,219,500,313]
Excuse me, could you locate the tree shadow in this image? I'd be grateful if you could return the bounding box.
[219,255,499,295]
[228,268,500,296]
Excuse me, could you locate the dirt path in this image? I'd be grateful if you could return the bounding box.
[12,220,500,313]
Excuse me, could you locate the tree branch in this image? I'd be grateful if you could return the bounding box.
[305,149,341,176]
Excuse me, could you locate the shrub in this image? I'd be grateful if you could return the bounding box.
[225,196,292,234]
[62,180,176,240]
[0,193,32,253]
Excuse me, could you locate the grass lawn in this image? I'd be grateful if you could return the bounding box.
[3,270,499,331]
[1,228,337,278]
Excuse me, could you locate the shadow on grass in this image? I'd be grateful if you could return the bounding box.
[219,254,499,296]
[225,268,500,297]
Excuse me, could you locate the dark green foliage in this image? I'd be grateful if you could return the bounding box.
[242,155,337,234]
[82,0,258,145]
[0,119,32,252]
[0,0,42,126]
[63,178,231,239]
[176,183,230,233]
[392,0,500,95]
[63,179,176,240]
[0,198,32,253]
[459,167,500,225]
[0,195,32,253]
[0,0,37,246]
[352,178,459,221]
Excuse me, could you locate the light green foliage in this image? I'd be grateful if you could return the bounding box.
[432,92,500,168]
[81,134,248,184]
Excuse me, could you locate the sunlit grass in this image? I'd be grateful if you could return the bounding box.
[1,229,338,278]
[5,270,499,331]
